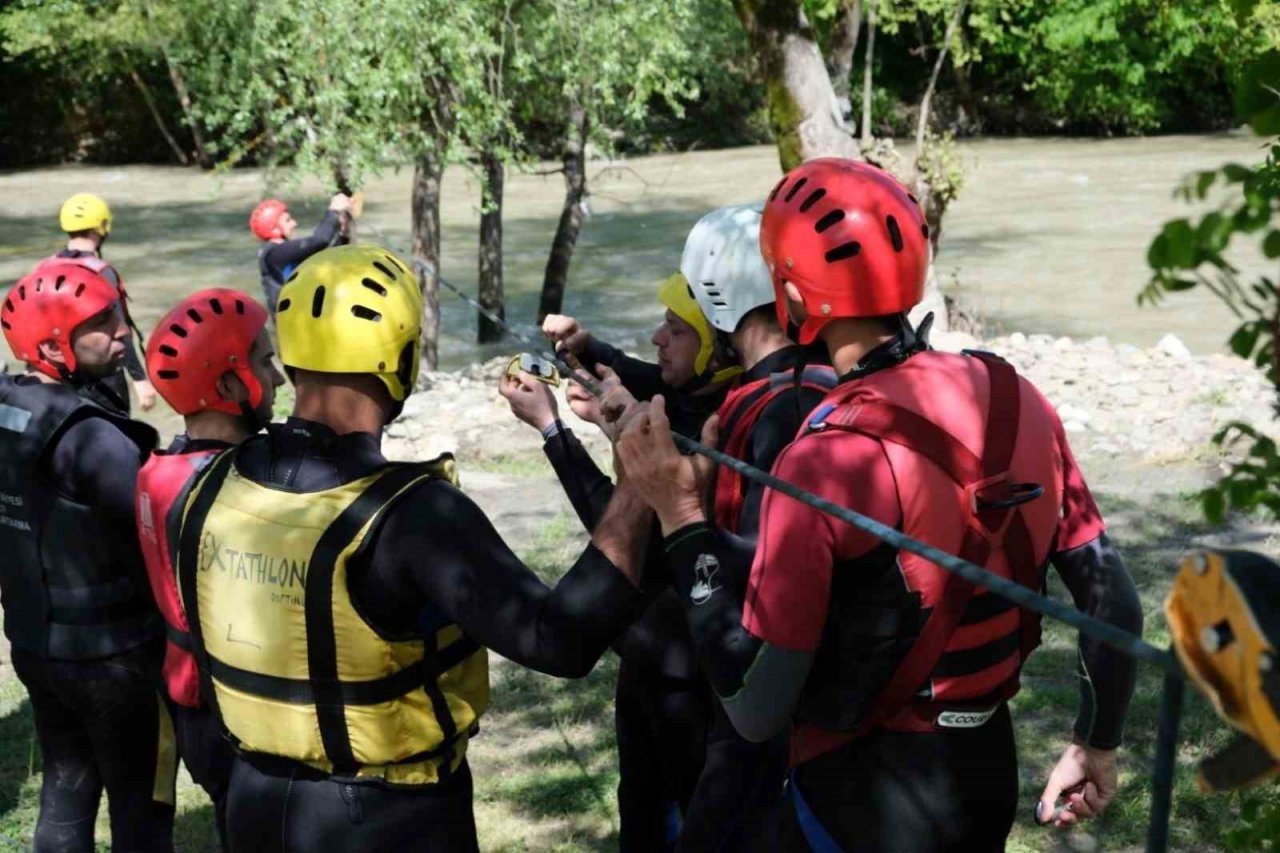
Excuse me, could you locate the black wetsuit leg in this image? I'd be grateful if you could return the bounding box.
[224,755,479,853]
[614,658,708,852]
[172,704,234,849]
[676,704,788,853]
[757,705,1018,853]
[12,642,176,853]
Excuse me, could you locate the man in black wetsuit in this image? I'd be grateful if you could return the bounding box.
[51,192,156,414]
[173,244,652,852]
[249,194,352,315]
[617,160,1143,851]
[508,204,833,852]
[0,259,175,852]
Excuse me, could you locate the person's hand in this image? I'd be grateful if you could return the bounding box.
[543,314,591,356]
[1037,740,1119,828]
[595,365,638,427]
[329,193,353,213]
[614,395,706,533]
[134,378,157,412]
[566,377,603,426]
[498,370,558,432]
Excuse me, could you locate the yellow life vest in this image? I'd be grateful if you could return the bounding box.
[176,448,489,786]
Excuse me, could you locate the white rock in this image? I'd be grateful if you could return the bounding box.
[1155,334,1193,360]
[1007,332,1027,347]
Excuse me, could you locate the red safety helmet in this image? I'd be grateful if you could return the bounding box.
[249,199,289,241]
[146,289,269,416]
[760,158,930,345]
[2,261,121,380]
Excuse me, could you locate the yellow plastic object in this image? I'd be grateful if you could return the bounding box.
[350,191,365,219]
[59,193,112,236]
[506,353,560,387]
[276,244,421,402]
[656,272,743,384]
[1166,549,1280,790]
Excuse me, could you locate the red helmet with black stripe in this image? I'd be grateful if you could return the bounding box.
[146,289,269,416]
[1,261,121,380]
[760,158,930,344]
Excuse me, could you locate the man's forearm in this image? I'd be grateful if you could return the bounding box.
[589,482,652,587]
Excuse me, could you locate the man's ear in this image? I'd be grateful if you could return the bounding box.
[216,370,248,403]
[37,340,66,364]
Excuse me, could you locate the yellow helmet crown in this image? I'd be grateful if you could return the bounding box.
[276,244,422,402]
[59,193,112,236]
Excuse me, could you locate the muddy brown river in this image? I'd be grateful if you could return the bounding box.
[0,133,1268,370]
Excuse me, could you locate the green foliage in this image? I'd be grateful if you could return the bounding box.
[1225,786,1280,851]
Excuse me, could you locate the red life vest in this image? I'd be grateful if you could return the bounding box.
[792,349,1065,764]
[136,448,219,708]
[712,364,837,533]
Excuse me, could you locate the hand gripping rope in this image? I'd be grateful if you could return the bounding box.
[361,224,1188,853]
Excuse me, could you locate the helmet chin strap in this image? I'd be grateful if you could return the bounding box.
[239,399,270,434]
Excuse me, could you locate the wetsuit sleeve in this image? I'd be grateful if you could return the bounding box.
[664,432,897,741]
[374,479,643,678]
[122,335,147,380]
[542,424,614,532]
[577,337,667,401]
[262,211,343,280]
[49,417,152,595]
[1049,427,1141,749]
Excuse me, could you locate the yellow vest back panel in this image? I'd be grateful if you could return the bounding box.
[177,450,489,786]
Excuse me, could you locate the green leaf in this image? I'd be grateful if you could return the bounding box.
[1235,50,1280,135]
[1231,0,1261,26]
[1223,163,1254,183]
[1264,230,1280,259]
[1159,219,1198,268]
[1230,322,1263,358]
[1203,487,1226,525]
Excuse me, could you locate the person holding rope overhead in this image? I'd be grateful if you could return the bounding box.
[615,159,1143,851]
[44,192,157,414]
[172,244,652,852]
[135,289,284,847]
[250,193,353,316]
[506,204,835,850]
[0,260,175,851]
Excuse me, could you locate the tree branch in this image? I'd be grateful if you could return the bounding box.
[916,0,968,156]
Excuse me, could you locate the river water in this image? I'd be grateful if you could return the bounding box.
[0,133,1268,370]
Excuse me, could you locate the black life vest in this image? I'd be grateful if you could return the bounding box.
[0,375,160,659]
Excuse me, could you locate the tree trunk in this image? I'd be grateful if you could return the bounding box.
[477,151,505,343]
[734,0,859,171]
[915,0,968,156]
[411,150,445,370]
[824,0,861,128]
[860,0,877,146]
[125,65,188,165]
[161,53,212,168]
[537,105,588,323]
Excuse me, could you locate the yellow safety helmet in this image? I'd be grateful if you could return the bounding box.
[657,272,742,383]
[276,244,422,402]
[59,193,112,236]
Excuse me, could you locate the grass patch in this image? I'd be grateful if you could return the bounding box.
[467,453,558,479]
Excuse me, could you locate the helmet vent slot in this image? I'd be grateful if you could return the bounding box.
[361,277,388,297]
[799,189,826,213]
[3,299,12,313]
[159,345,179,357]
[209,298,224,315]
[18,285,25,301]
[0,320,9,331]
[372,261,398,281]
[157,369,180,380]
[235,299,246,315]
[187,308,204,324]
[286,271,299,284]
[75,284,85,298]
[311,287,326,318]
[769,178,787,201]
[384,255,410,277]
[908,193,919,205]
[886,216,904,252]
[814,210,845,233]
[922,223,930,239]
[55,276,66,291]
[277,298,292,313]
[351,305,382,322]
[34,278,41,293]
[824,241,862,263]
[784,178,808,203]
[170,324,188,338]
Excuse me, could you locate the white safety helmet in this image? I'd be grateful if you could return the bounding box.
[680,203,776,334]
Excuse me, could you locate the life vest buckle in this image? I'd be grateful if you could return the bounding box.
[965,473,1043,535]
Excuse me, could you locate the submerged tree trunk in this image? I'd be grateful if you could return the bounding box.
[411,150,445,370]
[477,151,505,343]
[734,0,859,171]
[537,105,588,323]
[824,0,862,128]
